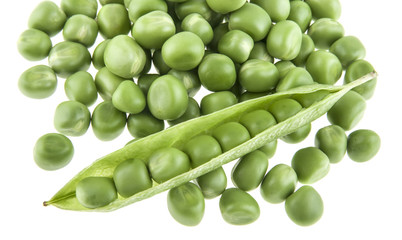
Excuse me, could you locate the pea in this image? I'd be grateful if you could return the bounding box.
[292,34,315,66]
[327,91,366,131]
[95,67,129,101]
[208,22,229,51]
[152,50,171,74]
[200,91,238,115]
[344,60,377,100]
[347,129,381,163]
[17,29,52,61]
[266,20,302,61]
[287,1,312,33]
[48,41,91,78]
[33,133,74,171]
[111,81,146,114]
[128,0,168,23]
[61,0,98,18]
[174,0,217,23]
[276,67,314,92]
[92,40,110,70]
[260,164,298,204]
[212,122,250,152]
[63,72,97,107]
[196,167,227,199]
[249,42,274,63]
[307,18,344,49]
[285,185,324,226]
[239,59,280,93]
[137,74,160,95]
[113,159,152,198]
[91,101,126,141]
[18,65,57,99]
[259,140,278,159]
[330,36,366,68]
[251,0,290,22]
[181,13,213,45]
[292,90,329,108]
[305,50,342,85]
[291,147,330,184]
[239,110,277,138]
[76,177,117,209]
[305,0,341,20]
[184,135,222,168]
[232,150,268,191]
[100,0,124,5]
[275,60,296,79]
[127,110,165,138]
[62,14,98,48]
[315,125,347,164]
[28,1,66,37]
[168,69,201,97]
[206,0,245,14]
[198,53,236,91]
[54,101,91,137]
[168,97,200,126]
[167,182,205,226]
[219,188,260,225]
[218,30,254,63]
[97,4,131,39]
[148,147,191,183]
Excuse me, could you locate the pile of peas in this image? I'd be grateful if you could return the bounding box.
[18,0,381,226]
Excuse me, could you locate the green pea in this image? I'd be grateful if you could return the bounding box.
[219,188,260,225]
[198,53,236,91]
[266,20,302,60]
[113,159,152,198]
[174,0,218,23]
[251,0,290,22]
[100,0,124,5]
[168,69,201,97]
[196,167,227,199]
[327,91,366,131]
[232,150,268,191]
[291,147,330,184]
[97,4,131,39]
[239,91,272,102]
[132,11,176,49]
[330,36,366,68]
[287,1,312,33]
[127,110,165,138]
[292,90,329,108]
[95,67,129,101]
[212,122,250,152]
[61,0,98,18]
[292,34,315,66]
[259,140,278,159]
[137,74,160,95]
[62,14,98,48]
[275,60,296,79]
[112,81,146,114]
[184,135,222,168]
[315,125,347,164]
[181,13,213,45]
[153,50,171,74]
[305,50,342,85]
[28,1,66,37]
[17,29,52,61]
[344,60,377,100]
[200,91,238,115]
[53,101,91,137]
[249,42,274,62]
[305,0,341,20]
[104,35,147,79]
[162,32,205,71]
[33,133,74,171]
[260,164,298,204]
[18,65,57,99]
[239,59,280,93]
[206,0,245,14]
[92,40,110,70]
[276,67,314,92]
[76,177,117,209]
[239,110,277,138]
[218,30,254,63]
[208,22,229,51]
[347,129,381,163]
[91,101,126,141]
[167,97,200,126]
[167,182,205,226]
[307,18,344,49]
[64,71,97,107]
[128,0,168,23]
[148,147,191,183]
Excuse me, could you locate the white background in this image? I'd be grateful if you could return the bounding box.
[1,0,401,239]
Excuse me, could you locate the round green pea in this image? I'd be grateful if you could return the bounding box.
[305,50,342,85]
[28,1,66,37]
[17,29,52,61]
[18,65,57,99]
[206,0,245,14]
[92,40,110,70]
[91,101,126,141]
[62,14,98,48]
[232,150,268,191]
[305,0,341,20]
[266,20,302,60]
[292,34,315,66]
[219,188,260,225]
[276,67,314,92]
[148,147,191,183]
[347,129,381,163]
[239,110,277,138]
[184,135,222,168]
[315,125,347,163]
[260,164,298,204]
[275,60,296,79]
[330,36,366,68]
[76,177,117,209]
[167,182,205,226]
[128,0,168,23]
[291,147,330,184]
[137,74,160,95]
[54,101,91,137]
[287,1,312,33]
[239,59,280,93]
[307,18,344,49]
[344,60,377,100]
[168,69,201,97]
[127,110,165,138]
[212,122,250,152]
[33,133,74,171]
[97,4,131,39]
[95,67,130,101]
[181,13,213,45]
[196,167,227,199]
[112,81,146,114]
[198,53,236,91]
[65,71,97,107]
[100,0,124,5]
[218,30,254,63]
[174,0,219,23]
[61,0,98,18]
[200,91,238,115]
[249,42,274,62]
[168,97,200,126]
[251,0,290,22]
[259,140,278,159]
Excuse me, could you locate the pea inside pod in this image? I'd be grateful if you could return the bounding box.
[76,177,117,209]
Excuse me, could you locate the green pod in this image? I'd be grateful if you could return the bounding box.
[276,67,314,92]
[208,22,229,51]
[305,0,341,20]
[184,135,222,168]
[275,60,296,79]
[240,91,272,102]
[260,164,297,204]
[344,60,377,100]
[249,42,274,62]
[113,159,152,198]
[167,182,205,226]
[231,150,268,191]
[76,177,117,209]
[28,1,66,37]
[112,81,146,114]
[127,110,165,138]
[287,1,312,33]
[293,90,329,108]
[305,50,342,85]
[153,50,171,74]
[65,71,98,107]
[200,91,238,115]
[54,101,91,137]
[63,14,98,48]
[168,69,201,97]
[61,0,98,18]
[219,188,260,225]
[92,40,110,70]
[17,29,52,61]
[95,67,129,101]
[198,53,236,91]
[137,74,160,95]
[128,0,167,23]
[266,20,302,60]
[330,36,366,68]
[218,30,254,63]
[239,109,277,138]
[251,0,290,22]
[18,65,57,99]
[315,125,347,163]
[291,147,330,184]
[148,147,191,183]
[196,167,227,199]
[91,101,127,141]
[181,13,213,45]
[327,91,366,131]
[33,133,74,171]
[206,0,246,14]
[239,59,280,93]
[292,34,315,66]
[212,122,250,152]
[168,97,200,126]
[97,4,131,39]
[347,129,381,163]
[307,18,344,49]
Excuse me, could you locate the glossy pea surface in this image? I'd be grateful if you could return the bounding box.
[260,164,297,203]
[112,80,146,114]
[184,135,222,168]
[291,147,330,184]
[54,101,91,137]
[198,53,236,91]
[287,1,312,33]
[196,167,227,199]
[18,65,57,99]
[249,42,274,62]
[92,40,110,70]
[174,0,219,23]
[305,0,341,20]
[307,18,344,49]
[292,34,315,66]
[266,20,302,60]
[344,60,377,100]
[65,71,98,107]
[17,29,52,61]
[206,0,246,14]
[275,60,296,78]
[28,1,66,37]
[200,91,238,115]
[251,0,290,22]
[239,59,280,93]
[181,13,213,45]
[127,111,165,138]
[97,4,131,39]
[76,177,117,209]
[330,36,366,68]
[60,0,98,18]
[276,67,314,92]
[168,69,201,97]
[306,50,342,85]
[128,0,168,23]
[95,67,129,101]
[232,150,268,191]
[347,129,381,163]
[137,74,159,95]
[218,30,254,63]
[62,14,98,47]
[168,97,200,126]
[100,0,124,5]
[259,140,278,159]
[239,110,276,137]
[91,101,126,141]
[212,122,250,152]
[315,125,347,163]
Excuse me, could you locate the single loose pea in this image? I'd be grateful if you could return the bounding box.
[184,135,222,168]
[251,0,290,22]
[33,133,74,171]
[266,20,302,61]
[260,164,298,204]
[76,177,117,209]
[347,129,381,163]
[291,147,330,184]
[17,29,52,61]
[276,67,314,92]
[97,4,131,39]
[18,65,57,99]
[181,13,213,45]
[127,110,165,138]
[287,1,312,33]
[112,81,146,114]
[168,69,201,97]
[239,59,280,93]
[54,101,91,137]
[95,67,130,101]
[239,110,277,138]
[206,0,245,14]
[212,122,250,152]
[168,97,200,126]
[61,0,98,18]
[259,140,278,159]
[305,0,341,20]
[196,167,227,199]
[219,188,260,225]
[198,53,236,91]
[305,50,342,85]
[344,60,377,100]
[275,60,296,79]
[62,14,98,47]
[148,147,191,183]
[113,159,152,198]
[327,91,366,131]
[167,182,205,226]
[249,42,274,62]
[218,30,254,63]
[315,125,347,163]
[292,34,315,67]
[330,36,366,68]
[200,91,238,115]
[232,150,268,191]
[128,0,168,23]
[307,18,344,49]
[91,101,126,141]
[92,40,110,70]
[28,1,66,37]
[65,71,97,107]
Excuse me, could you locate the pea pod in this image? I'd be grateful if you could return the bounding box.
[43,72,376,211]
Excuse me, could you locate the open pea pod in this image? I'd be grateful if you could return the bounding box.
[44,72,377,212]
